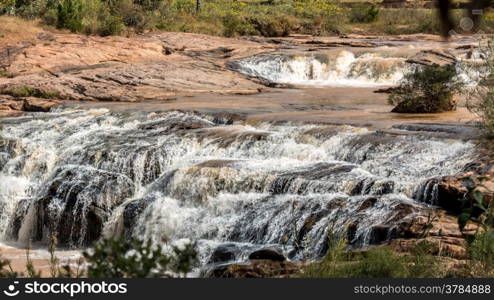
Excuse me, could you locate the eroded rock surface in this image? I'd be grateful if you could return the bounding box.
[0,32,272,113]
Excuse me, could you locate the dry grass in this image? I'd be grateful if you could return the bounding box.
[0,16,45,45]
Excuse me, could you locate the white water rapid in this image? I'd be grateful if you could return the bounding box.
[0,109,474,268]
[230,50,408,87]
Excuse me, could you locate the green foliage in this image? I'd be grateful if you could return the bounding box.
[96,13,124,36]
[0,0,47,18]
[455,177,494,277]
[56,0,83,32]
[0,0,16,15]
[221,12,255,37]
[469,229,494,274]
[83,238,199,278]
[0,237,198,278]
[302,243,439,278]
[348,3,379,23]
[467,39,494,136]
[249,12,297,37]
[389,65,463,113]
[345,247,409,277]
[302,228,439,278]
[302,230,347,277]
[1,85,60,98]
[0,0,481,37]
[110,0,150,31]
[293,0,343,34]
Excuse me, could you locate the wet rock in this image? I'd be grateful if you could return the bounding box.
[386,210,479,259]
[389,237,467,259]
[0,32,266,102]
[357,197,378,211]
[249,248,286,262]
[196,128,269,148]
[341,132,397,163]
[122,198,154,239]
[0,95,23,111]
[391,98,457,113]
[304,40,379,48]
[196,160,237,169]
[347,222,358,242]
[22,97,62,112]
[0,95,61,114]
[297,210,330,247]
[210,260,300,278]
[351,180,393,196]
[373,86,400,94]
[369,225,391,244]
[406,49,457,67]
[26,167,135,246]
[415,172,492,217]
[326,197,346,210]
[209,243,241,263]
[6,198,31,240]
[208,111,246,125]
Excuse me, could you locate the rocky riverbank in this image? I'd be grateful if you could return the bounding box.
[0,29,492,277]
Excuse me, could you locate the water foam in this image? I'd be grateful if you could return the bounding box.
[231,51,408,87]
[0,110,474,265]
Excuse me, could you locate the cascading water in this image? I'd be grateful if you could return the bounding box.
[0,109,474,268]
[230,50,408,87]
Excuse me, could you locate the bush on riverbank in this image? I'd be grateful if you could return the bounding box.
[348,3,379,23]
[0,237,199,278]
[389,65,463,113]
[467,39,494,136]
[301,233,440,278]
[1,0,493,37]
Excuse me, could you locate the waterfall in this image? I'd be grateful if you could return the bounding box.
[229,51,408,87]
[0,109,474,265]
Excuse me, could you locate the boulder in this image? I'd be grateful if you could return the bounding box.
[210,260,300,278]
[22,97,62,112]
[0,95,61,114]
[356,197,378,211]
[249,248,286,262]
[209,244,241,264]
[406,49,457,67]
[391,97,457,113]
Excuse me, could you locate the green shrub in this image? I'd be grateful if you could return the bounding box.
[96,13,124,36]
[42,7,58,26]
[348,4,379,23]
[467,39,494,135]
[0,237,199,278]
[389,65,463,113]
[84,238,199,278]
[293,0,343,34]
[301,229,439,278]
[222,12,255,37]
[134,0,164,11]
[468,229,494,275]
[249,13,297,37]
[455,181,494,277]
[0,0,16,15]
[56,0,84,32]
[1,85,61,98]
[345,247,409,277]
[302,244,439,278]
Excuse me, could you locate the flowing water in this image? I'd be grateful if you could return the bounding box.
[230,50,408,87]
[0,108,474,267]
[230,48,482,87]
